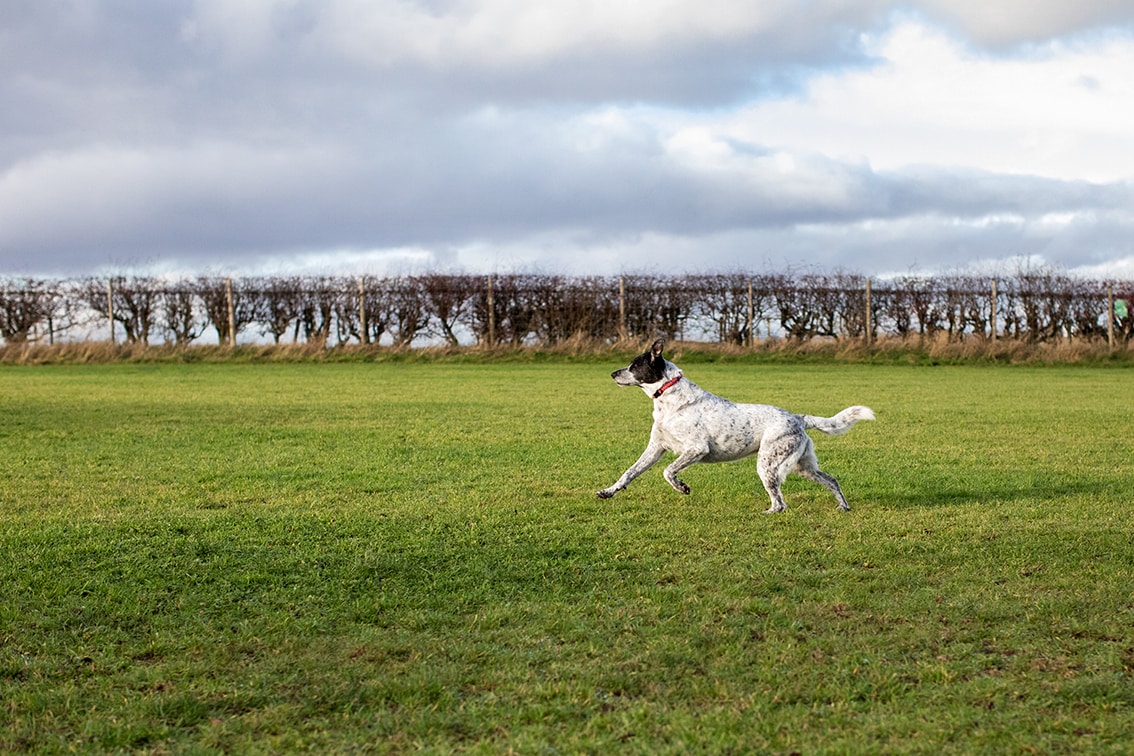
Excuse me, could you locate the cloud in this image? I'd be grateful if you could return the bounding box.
[301,1,889,75]
[2,2,1134,278]
[715,22,1134,182]
[137,0,898,112]
[0,141,360,260]
[6,111,1124,276]
[915,0,1134,47]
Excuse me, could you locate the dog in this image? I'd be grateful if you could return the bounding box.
[596,339,873,513]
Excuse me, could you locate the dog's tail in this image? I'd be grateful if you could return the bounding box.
[801,406,875,436]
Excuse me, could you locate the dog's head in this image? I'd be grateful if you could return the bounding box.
[611,338,669,388]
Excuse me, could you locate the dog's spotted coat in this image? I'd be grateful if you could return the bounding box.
[597,339,874,513]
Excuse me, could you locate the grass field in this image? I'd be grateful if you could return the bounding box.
[2,359,1133,753]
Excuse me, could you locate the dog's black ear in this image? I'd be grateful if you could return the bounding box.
[650,338,665,361]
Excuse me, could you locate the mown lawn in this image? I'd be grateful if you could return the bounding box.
[2,360,1133,753]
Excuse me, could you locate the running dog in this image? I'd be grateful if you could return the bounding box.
[596,339,873,513]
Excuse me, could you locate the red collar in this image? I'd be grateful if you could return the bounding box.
[652,374,683,399]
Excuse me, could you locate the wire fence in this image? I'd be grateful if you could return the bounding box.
[2,271,1131,348]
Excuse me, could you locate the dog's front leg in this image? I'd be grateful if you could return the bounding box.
[597,441,665,499]
[663,448,707,495]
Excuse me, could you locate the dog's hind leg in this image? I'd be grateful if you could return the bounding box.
[757,435,806,513]
[597,441,665,499]
[795,444,851,512]
[757,471,789,514]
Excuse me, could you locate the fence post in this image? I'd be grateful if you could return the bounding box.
[486,276,496,346]
[747,279,755,348]
[618,277,627,341]
[1108,283,1115,350]
[990,279,997,341]
[225,277,236,347]
[359,277,369,345]
[106,279,115,344]
[864,278,872,345]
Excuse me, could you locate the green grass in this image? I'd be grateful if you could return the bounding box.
[2,362,1133,753]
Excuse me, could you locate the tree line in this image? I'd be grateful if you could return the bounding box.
[1,271,1130,348]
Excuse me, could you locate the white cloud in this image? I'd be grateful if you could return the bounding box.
[714,22,1134,182]
[1071,255,1134,280]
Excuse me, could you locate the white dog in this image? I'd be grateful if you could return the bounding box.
[597,339,873,513]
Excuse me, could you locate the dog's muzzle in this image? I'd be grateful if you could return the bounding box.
[611,369,637,386]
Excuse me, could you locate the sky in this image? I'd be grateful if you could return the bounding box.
[2,0,1134,280]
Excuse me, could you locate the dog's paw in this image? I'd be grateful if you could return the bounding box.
[673,480,691,495]
[596,489,615,499]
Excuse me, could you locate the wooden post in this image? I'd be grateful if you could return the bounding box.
[864,278,872,345]
[747,279,755,348]
[359,277,369,345]
[990,279,997,341]
[1108,283,1115,350]
[486,276,496,346]
[618,277,627,342]
[106,279,115,344]
[225,277,236,347]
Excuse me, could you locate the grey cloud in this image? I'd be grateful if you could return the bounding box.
[3,109,1127,273]
[915,0,1134,48]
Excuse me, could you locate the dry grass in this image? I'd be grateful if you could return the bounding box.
[2,334,1131,366]
[668,335,1133,365]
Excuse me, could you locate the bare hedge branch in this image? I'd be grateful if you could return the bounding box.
[1,271,1129,348]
